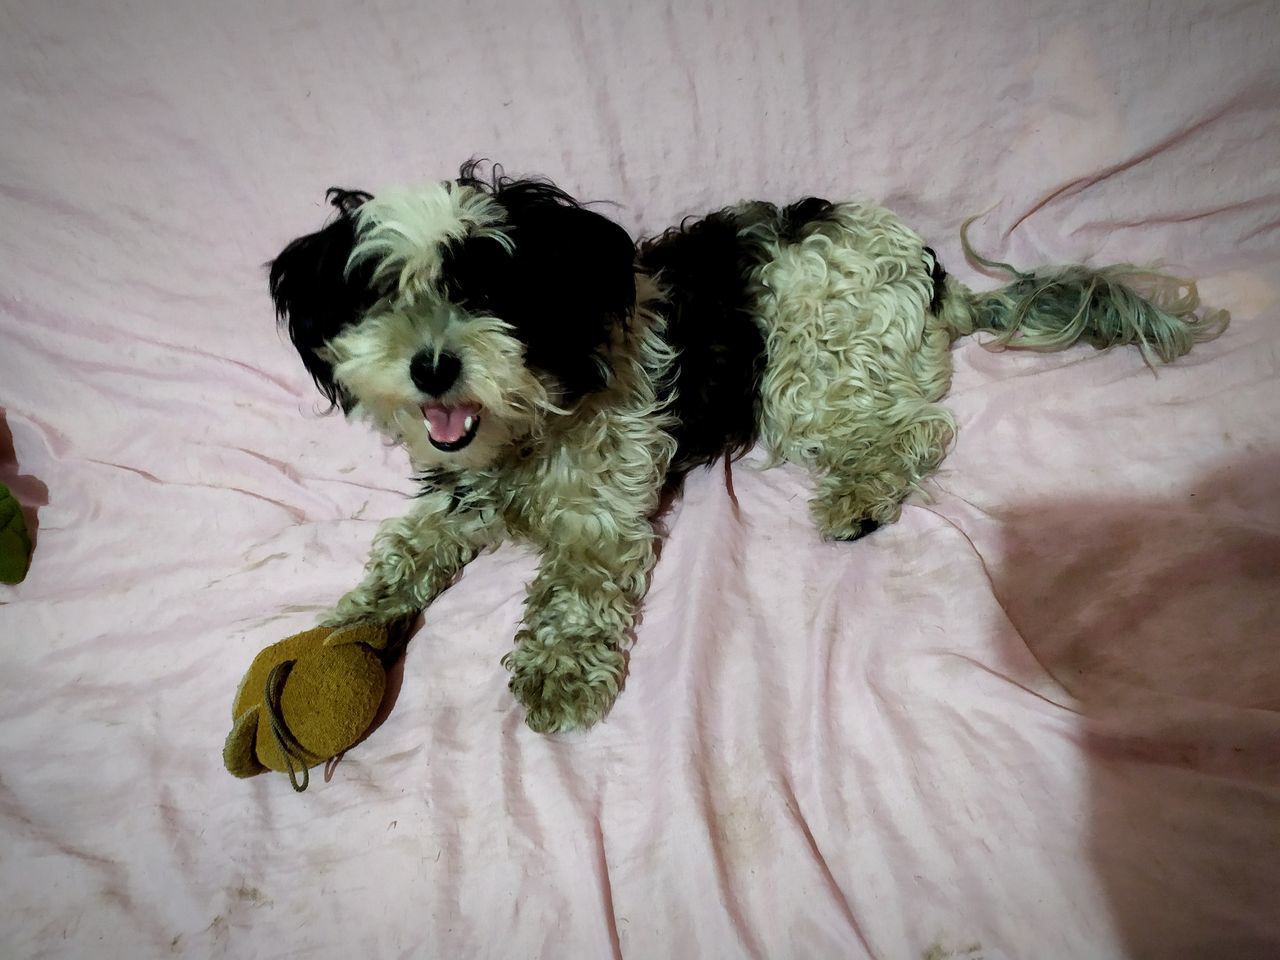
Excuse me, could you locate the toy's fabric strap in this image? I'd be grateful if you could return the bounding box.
[263,660,312,792]
[324,616,415,661]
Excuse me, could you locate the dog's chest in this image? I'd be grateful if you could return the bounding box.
[461,406,666,549]
[440,440,591,548]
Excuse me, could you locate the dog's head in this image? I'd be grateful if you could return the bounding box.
[268,163,637,469]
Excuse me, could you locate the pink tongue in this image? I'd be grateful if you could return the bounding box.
[423,403,481,443]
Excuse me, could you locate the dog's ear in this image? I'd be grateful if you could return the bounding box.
[455,171,636,400]
[268,189,377,410]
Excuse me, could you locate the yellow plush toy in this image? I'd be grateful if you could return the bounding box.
[223,620,409,791]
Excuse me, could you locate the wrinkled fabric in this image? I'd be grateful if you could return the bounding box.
[1,1,1278,958]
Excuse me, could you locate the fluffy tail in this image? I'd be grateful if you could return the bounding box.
[941,217,1229,364]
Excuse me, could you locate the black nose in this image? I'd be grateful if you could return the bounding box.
[409,351,462,396]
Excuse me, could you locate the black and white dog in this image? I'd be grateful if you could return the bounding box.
[268,161,1225,732]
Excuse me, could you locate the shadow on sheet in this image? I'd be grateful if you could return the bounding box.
[989,454,1280,959]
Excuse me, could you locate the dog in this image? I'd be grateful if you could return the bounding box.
[267,161,1227,733]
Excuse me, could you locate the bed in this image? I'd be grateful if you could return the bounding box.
[2,1,1278,957]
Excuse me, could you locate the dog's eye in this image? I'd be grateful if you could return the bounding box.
[439,235,508,313]
[444,277,492,310]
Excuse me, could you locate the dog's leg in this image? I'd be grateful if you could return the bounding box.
[748,198,971,540]
[505,506,656,733]
[809,403,955,541]
[323,491,497,626]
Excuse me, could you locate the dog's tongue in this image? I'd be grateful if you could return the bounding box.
[422,402,481,443]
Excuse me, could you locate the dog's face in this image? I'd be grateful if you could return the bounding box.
[268,166,637,470]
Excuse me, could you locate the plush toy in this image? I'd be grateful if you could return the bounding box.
[0,482,31,585]
[223,620,409,791]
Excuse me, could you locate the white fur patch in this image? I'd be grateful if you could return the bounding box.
[349,181,511,304]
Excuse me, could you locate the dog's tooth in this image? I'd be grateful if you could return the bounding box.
[464,416,474,432]
[423,418,433,436]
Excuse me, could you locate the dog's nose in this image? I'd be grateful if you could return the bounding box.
[409,351,462,396]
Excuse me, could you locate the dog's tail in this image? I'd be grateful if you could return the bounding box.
[937,217,1229,365]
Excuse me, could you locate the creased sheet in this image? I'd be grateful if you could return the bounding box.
[1,1,1278,958]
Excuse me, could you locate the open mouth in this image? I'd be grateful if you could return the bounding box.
[421,401,482,452]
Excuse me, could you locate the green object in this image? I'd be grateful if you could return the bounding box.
[223,621,408,791]
[0,483,31,584]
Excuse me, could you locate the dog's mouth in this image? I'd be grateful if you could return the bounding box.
[421,401,482,452]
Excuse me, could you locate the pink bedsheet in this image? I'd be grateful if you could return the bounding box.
[2,1,1278,958]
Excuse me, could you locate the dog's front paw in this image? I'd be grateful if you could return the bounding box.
[504,640,625,734]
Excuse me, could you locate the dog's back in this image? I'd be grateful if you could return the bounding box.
[637,198,854,480]
[640,196,1226,538]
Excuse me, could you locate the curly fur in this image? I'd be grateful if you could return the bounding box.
[268,163,1228,733]
[750,201,959,538]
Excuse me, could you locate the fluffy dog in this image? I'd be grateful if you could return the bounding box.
[268,161,1227,733]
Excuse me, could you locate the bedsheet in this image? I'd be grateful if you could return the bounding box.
[2,1,1278,958]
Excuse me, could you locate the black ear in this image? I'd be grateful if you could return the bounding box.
[452,166,637,400]
[267,189,376,409]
